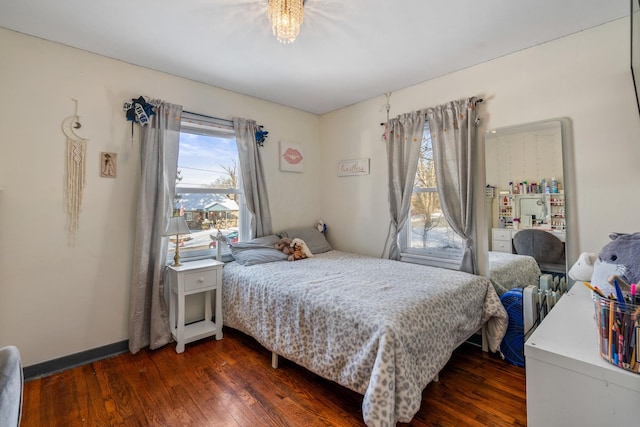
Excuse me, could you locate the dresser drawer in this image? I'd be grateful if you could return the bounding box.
[492,239,512,253]
[492,229,511,241]
[184,269,218,292]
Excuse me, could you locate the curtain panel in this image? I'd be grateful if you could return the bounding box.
[427,98,478,274]
[233,118,273,239]
[129,102,183,354]
[384,110,426,260]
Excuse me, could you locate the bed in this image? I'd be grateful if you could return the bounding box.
[223,229,508,427]
[488,251,541,296]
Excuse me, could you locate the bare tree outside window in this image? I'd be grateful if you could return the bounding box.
[411,133,440,247]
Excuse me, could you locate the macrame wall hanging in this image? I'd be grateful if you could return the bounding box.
[62,99,88,243]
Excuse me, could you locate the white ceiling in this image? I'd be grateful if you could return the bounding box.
[0,0,629,114]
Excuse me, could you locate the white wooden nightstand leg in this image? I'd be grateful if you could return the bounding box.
[215,287,223,340]
[204,289,212,328]
[176,286,186,354]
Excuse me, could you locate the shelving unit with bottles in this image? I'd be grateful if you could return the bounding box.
[497,195,514,227]
[548,193,565,231]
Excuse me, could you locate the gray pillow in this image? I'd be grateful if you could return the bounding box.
[230,234,288,266]
[277,227,332,254]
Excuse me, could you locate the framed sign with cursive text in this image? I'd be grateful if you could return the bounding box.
[337,158,370,177]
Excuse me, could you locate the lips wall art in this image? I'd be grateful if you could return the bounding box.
[279,141,304,173]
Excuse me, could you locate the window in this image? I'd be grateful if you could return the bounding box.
[168,113,245,262]
[402,123,463,266]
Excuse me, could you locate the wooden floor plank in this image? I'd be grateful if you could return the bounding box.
[22,328,525,426]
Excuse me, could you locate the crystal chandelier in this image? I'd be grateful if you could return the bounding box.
[267,0,304,44]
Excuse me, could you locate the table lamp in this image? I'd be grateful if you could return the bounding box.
[165,216,191,266]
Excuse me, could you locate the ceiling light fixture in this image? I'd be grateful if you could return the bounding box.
[267,0,304,44]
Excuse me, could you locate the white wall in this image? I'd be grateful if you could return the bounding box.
[320,18,640,263]
[0,28,320,366]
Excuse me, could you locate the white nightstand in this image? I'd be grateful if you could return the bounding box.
[168,259,224,353]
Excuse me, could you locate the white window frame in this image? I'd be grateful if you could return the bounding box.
[169,113,248,263]
[400,123,463,269]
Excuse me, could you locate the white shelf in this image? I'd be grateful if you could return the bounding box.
[172,319,219,345]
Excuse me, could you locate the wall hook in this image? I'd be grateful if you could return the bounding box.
[71,98,82,129]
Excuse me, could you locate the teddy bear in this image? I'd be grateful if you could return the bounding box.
[274,237,294,256]
[288,238,313,261]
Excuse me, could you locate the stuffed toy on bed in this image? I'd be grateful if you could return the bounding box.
[569,232,640,296]
[275,237,294,256]
[288,238,313,261]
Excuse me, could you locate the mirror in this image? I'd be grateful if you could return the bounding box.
[518,195,547,227]
[485,119,569,278]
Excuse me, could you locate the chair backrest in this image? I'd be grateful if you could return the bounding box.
[0,346,23,427]
[513,229,565,264]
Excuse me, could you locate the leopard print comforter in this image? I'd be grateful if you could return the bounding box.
[222,250,507,426]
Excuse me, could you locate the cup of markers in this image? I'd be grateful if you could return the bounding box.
[590,282,640,374]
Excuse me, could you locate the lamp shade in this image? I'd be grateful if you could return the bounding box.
[164,216,191,236]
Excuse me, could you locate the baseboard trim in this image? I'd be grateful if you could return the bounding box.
[23,340,129,381]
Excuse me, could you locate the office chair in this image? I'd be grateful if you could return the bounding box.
[513,229,566,274]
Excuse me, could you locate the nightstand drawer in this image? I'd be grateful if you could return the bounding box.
[184,269,218,292]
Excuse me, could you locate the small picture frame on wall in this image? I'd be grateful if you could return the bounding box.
[100,152,117,178]
[279,141,304,173]
[337,158,370,177]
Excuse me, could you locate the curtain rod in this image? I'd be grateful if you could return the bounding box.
[379,98,484,126]
[183,110,234,126]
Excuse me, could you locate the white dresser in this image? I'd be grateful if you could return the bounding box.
[491,228,513,253]
[491,227,566,253]
[524,283,640,426]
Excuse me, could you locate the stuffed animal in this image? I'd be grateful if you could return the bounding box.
[275,237,294,256]
[568,252,597,282]
[591,232,640,295]
[288,238,313,261]
[570,233,640,296]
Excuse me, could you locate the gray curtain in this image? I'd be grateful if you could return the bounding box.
[129,102,183,354]
[384,110,426,260]
[427,98,478,274]
[233,118,273,238]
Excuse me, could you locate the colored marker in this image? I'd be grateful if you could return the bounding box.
[593,286,607,299]
[614,279,626,311]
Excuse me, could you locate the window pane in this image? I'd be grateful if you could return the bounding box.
[415,131,436,188]
[408,192,463,256]
[167,120,241,262]
[169,193,238,257]
[403,122,463,260]
[176,132,238,189]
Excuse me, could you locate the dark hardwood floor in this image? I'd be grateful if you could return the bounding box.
[22,328,526,426]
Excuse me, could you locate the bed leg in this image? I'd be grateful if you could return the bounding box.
[481,324,489,353]
[271,351,279,369]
